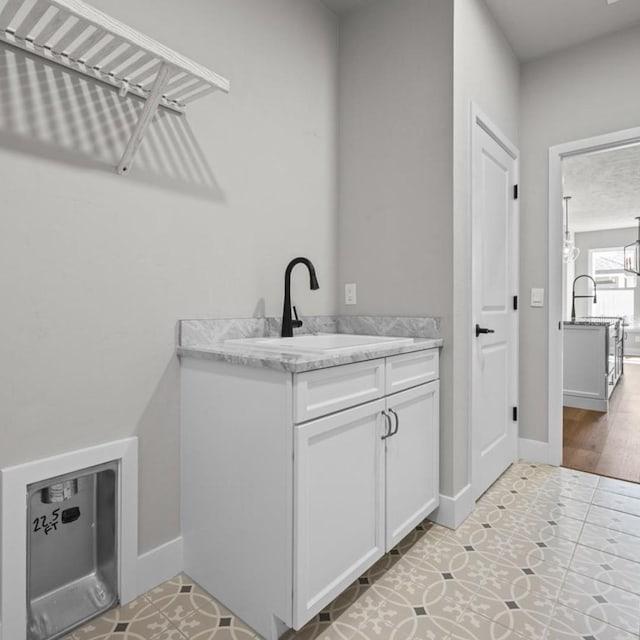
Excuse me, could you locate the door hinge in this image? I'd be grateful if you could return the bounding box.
[512,406,518,422]
[513,184,519,200]
[513,295,518,311]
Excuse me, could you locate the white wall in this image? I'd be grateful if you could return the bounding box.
[337,0,454,489]
[337,0,453,320]
[519,24,640,443]
[452,0,519,494]
[0,0,339,554]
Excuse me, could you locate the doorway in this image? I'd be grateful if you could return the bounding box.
[548,128,640,484]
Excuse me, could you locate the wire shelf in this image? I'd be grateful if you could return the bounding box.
[0,0,230,173]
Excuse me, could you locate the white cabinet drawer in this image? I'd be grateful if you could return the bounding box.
[385,349,438,395]
[294,359,385,423]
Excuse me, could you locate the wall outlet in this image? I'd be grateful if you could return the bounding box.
[345,283,357,305]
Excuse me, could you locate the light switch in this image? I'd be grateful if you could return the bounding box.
[530,288,545,307]
[345,283,357,305]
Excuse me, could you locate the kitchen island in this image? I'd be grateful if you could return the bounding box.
[563,319,623,412]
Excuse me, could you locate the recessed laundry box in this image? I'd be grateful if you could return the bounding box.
[0,437,138,640]
[26,461,119,640]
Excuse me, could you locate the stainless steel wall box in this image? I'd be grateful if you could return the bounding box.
[27,461,119,640]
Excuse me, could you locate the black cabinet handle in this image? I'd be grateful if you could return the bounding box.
[475,324,495,337]
[381,411,393,440]
[388,409,399,436]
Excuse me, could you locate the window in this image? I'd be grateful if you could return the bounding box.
[590,247,636,320]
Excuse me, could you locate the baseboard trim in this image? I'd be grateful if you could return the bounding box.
[519,437,556,466]
[136,536,183,597]
[563,394,607,412]
[428,483,473,530]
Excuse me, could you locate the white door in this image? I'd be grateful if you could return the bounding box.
[293,399,385,628]
[385,381,439,550]
[471,117,519,500]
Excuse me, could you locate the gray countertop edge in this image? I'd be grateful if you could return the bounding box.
[562,322,611,329]
[177,338,443,373]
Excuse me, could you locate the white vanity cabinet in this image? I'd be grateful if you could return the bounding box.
[180,347,439,640]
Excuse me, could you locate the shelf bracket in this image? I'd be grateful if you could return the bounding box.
[117,62,172,175]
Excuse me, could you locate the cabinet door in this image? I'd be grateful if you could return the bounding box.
[293,399,386,628]
[385,381,439,550]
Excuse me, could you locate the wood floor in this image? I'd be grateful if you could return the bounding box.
[563,358,640,483]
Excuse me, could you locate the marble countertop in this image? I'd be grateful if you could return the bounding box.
[177,336,442,373]
[177,316,442,373]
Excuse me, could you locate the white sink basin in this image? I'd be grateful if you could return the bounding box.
[225,333,414,354]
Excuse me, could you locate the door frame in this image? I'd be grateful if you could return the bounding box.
[470,103,519,498]
[547,125,640,466]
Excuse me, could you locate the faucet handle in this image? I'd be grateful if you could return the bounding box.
[292,305,303,329]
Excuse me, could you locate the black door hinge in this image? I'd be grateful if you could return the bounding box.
[512,407,518,422]
[513,295,518,311]
[513,184,518,200]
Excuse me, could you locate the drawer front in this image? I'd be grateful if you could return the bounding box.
[386,349,439,395]
[294,359,385,423]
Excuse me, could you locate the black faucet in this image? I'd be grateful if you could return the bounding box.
[281,257,319,337]
[571,275,597,322]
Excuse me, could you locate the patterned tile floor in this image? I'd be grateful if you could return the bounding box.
[65,462,640,640]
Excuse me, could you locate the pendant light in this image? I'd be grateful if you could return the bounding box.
[563,196,580,263]
[624,217,640,275]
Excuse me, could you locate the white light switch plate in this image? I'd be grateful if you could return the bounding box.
[345,283,357,305]
[530,288,545,307]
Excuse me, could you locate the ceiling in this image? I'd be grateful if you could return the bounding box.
[323,0,640,61]
[563,144,640,233]
[483,0,640,61]
[321,0,376,14]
